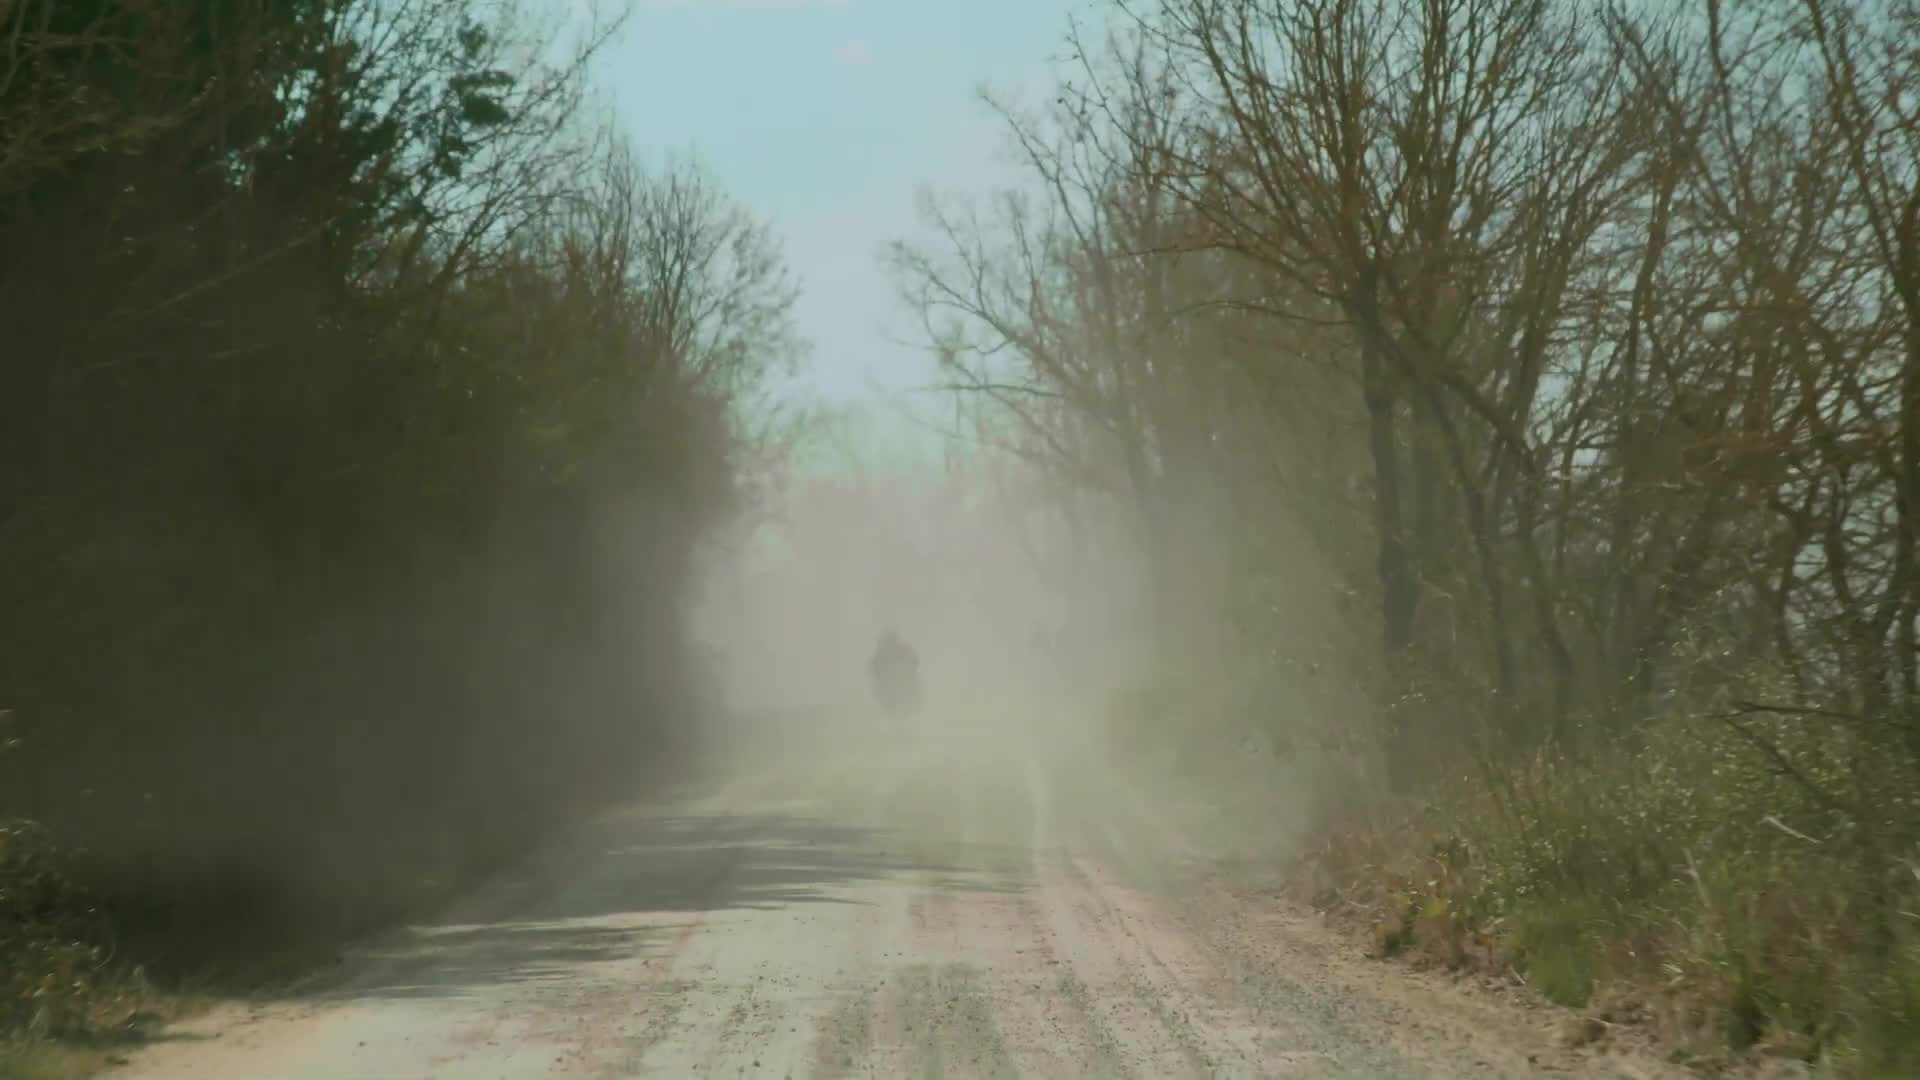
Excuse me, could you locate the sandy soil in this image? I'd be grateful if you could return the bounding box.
[110,717,1688,1079]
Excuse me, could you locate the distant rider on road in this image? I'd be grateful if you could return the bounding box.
[868,627,921,717]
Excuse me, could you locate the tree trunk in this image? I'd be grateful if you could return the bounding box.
[1360,343,1419,790]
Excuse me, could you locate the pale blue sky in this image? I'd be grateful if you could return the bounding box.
[594,0,1093,414]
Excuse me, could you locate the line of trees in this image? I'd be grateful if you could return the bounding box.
[896,0,1919,1058]
[1,0,799,996]
[902,0,1920,806]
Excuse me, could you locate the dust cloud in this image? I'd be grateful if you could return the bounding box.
[690,409,1148,747]
[679,405,1323,870]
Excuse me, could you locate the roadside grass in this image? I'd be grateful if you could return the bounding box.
[1095,668,1920,1077]
[1,818,175,1080]
[1292,714,1920,1077]
[0,1039,109,1080]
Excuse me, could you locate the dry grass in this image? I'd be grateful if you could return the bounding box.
[1287,724,1920,1077]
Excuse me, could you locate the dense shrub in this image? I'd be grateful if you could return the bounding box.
[0,0,795,1034]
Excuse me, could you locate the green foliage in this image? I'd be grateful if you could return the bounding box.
[0,0,792,1050]
[1298,693,1920,1072]
[0,820,147,1041]
[1502,899,1602,1007]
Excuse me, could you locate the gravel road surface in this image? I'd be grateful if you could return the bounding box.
[115,716,1683,1079]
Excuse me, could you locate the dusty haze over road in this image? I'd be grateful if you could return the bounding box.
[116,708,1681,1079]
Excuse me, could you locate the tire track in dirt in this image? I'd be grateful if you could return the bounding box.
[1062,849,1278,1074]
[568,827,747,1077]
[814,743,1127,1079]
[845,758,1105,1079]
[1021,754,1244,1078]
[808,978,876,1078]
[1086,774,1482,1077]
[628,764,918,1078]
[799,872,898,1079]
[861,962,1024,1079]
[954,751,1135,1079]
[627,904,847,1074]
[808,732,942,1078]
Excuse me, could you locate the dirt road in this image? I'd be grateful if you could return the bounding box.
[115,718,1681,1079]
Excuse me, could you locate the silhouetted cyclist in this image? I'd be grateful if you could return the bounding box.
[868,627,921,719]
